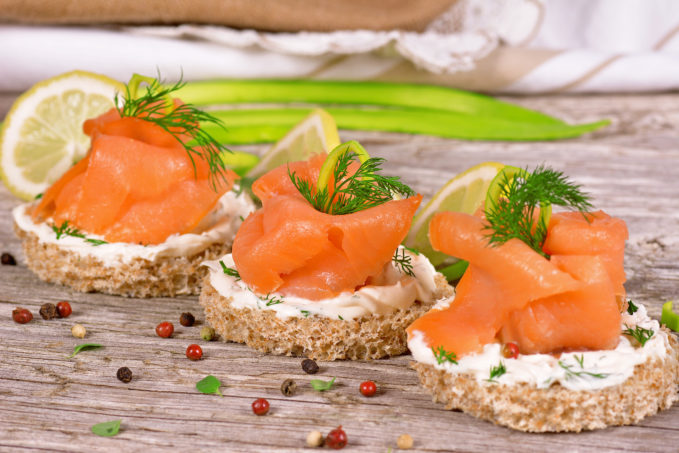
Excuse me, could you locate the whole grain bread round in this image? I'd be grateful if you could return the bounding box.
[15,223,232,298]
[412,329,679,432]
[199,273,454,361]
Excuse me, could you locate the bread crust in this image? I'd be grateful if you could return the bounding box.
[412,329,679,432]
[16,223,231,298]
[199,273,454,361]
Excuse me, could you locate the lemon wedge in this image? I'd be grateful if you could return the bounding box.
[0,70,124,200]
[246,108,340,178]
[405,161,506,269]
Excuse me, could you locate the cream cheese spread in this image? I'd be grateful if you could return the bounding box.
[408,302,669,391]
[13,189,255,267]
[202,246,441,320]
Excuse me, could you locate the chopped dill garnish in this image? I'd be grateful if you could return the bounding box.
[116,76,231,191]
[627,300,639,315]
[487,361,506,382]
[289,148,414,215]
[34,193,43,200]
[574,354,585,368]
[338,315,344,320]
[52,220,108,246]
[432,346,458,365]
[218,260,240,280]
[623,324,654,346]
[260,293,284,306]
[558,361,608,380]
[300,310,310,318]
[392,248,415,277]
[484,166,593,257]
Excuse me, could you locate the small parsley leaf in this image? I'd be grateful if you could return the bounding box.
[91,419,121,437]
[196,375,223,397]
[68,343,102,358]
[310,377,336,392]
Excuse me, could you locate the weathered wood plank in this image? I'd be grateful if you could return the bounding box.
[1,92,678,452]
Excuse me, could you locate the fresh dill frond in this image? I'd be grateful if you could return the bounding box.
[52,220,108,246]
[300,310,311,318]
[623,324,654,346]
[338,315,344,320]
[116,77,231,191]
[558,361,608,380]
[290,150,415,215]
[627,300,639,315]
[484,165,593,257]
[432,346,458,365]
[487,361,507,382]
[219,260,240,280]
[260,293,284,306]
[574,354,585,368]
[392,248,415,277]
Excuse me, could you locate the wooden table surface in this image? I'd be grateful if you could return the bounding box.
[0,92,678,453]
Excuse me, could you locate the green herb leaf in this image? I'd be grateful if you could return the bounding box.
[52,220,108,246]
[558,361,608,380]
[338,315,344,321]
[300,310,311,318]
[259,293,283,306]
[196,375,223,397]
[487,361,506,382]
[574,354,585,368]
[484,166,593,257]
[117,75,231,191]
[290,143,414,216]
[68,343,102,358]
[34,192,43,200]
[403,246,420,256]
[310,377,336,392]
[91,419,121,437]
[219,260,241,280]
[623,324,654,346]
[432,346,458,365]
[392,248,415,277]
[627,300,639,315]
[85,238,108,246]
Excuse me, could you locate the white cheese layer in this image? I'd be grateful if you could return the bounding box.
[408,303,669,391]
[202,246,441,320]
[13,190,255,267]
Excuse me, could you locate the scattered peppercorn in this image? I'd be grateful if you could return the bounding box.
[1,252,16,265]
[251,398,270,416]
[186,344,203,360]
[397,434,414,450]
[501,342,520,359]
[325,426,347,450]
[155,321,174,338]
[281,378,297,397]
[301,358,319,374]
[71,324,86,339]
[39,303,58,320]
[12,307,32,324]
[56,301,72,318]
[306,430,324,447]
[200,326,215,341]
[359,380,377,397]
[179,312,195,327]
[116,367,133,383]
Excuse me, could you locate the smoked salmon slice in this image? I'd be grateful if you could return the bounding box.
[232,155,422,300]
[408,209,626,357]
[32,107,237,245]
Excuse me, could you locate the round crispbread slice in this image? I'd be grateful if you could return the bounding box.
[411,329,679,432]
[15,222,233,298]
[199,273,454,361]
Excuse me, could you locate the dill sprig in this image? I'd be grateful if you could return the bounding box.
[623,324,654,346]
[116,77,231,191]
[289,148,415,215]
[52,220,108,246]
[218,260,240,280]
[432,346,458,365]
[626,300,639,315]
[558,361,608,380]
[392,248,415,277]
[260,293,284,306]
[484,165,593,257]
[487,361,507,382]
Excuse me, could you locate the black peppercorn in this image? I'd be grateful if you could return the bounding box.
[301,358,319,374]
[281,378,297,396]
[1,253,16,265]
[39,303,58,320]
[179,312,195,327]
[116,367,133,383]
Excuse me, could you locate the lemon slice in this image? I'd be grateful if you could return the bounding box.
[0,70,124,200]
[246,108,340,178]
[405,161,506,268]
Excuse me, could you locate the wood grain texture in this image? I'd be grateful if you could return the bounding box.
[0,92,678,452]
